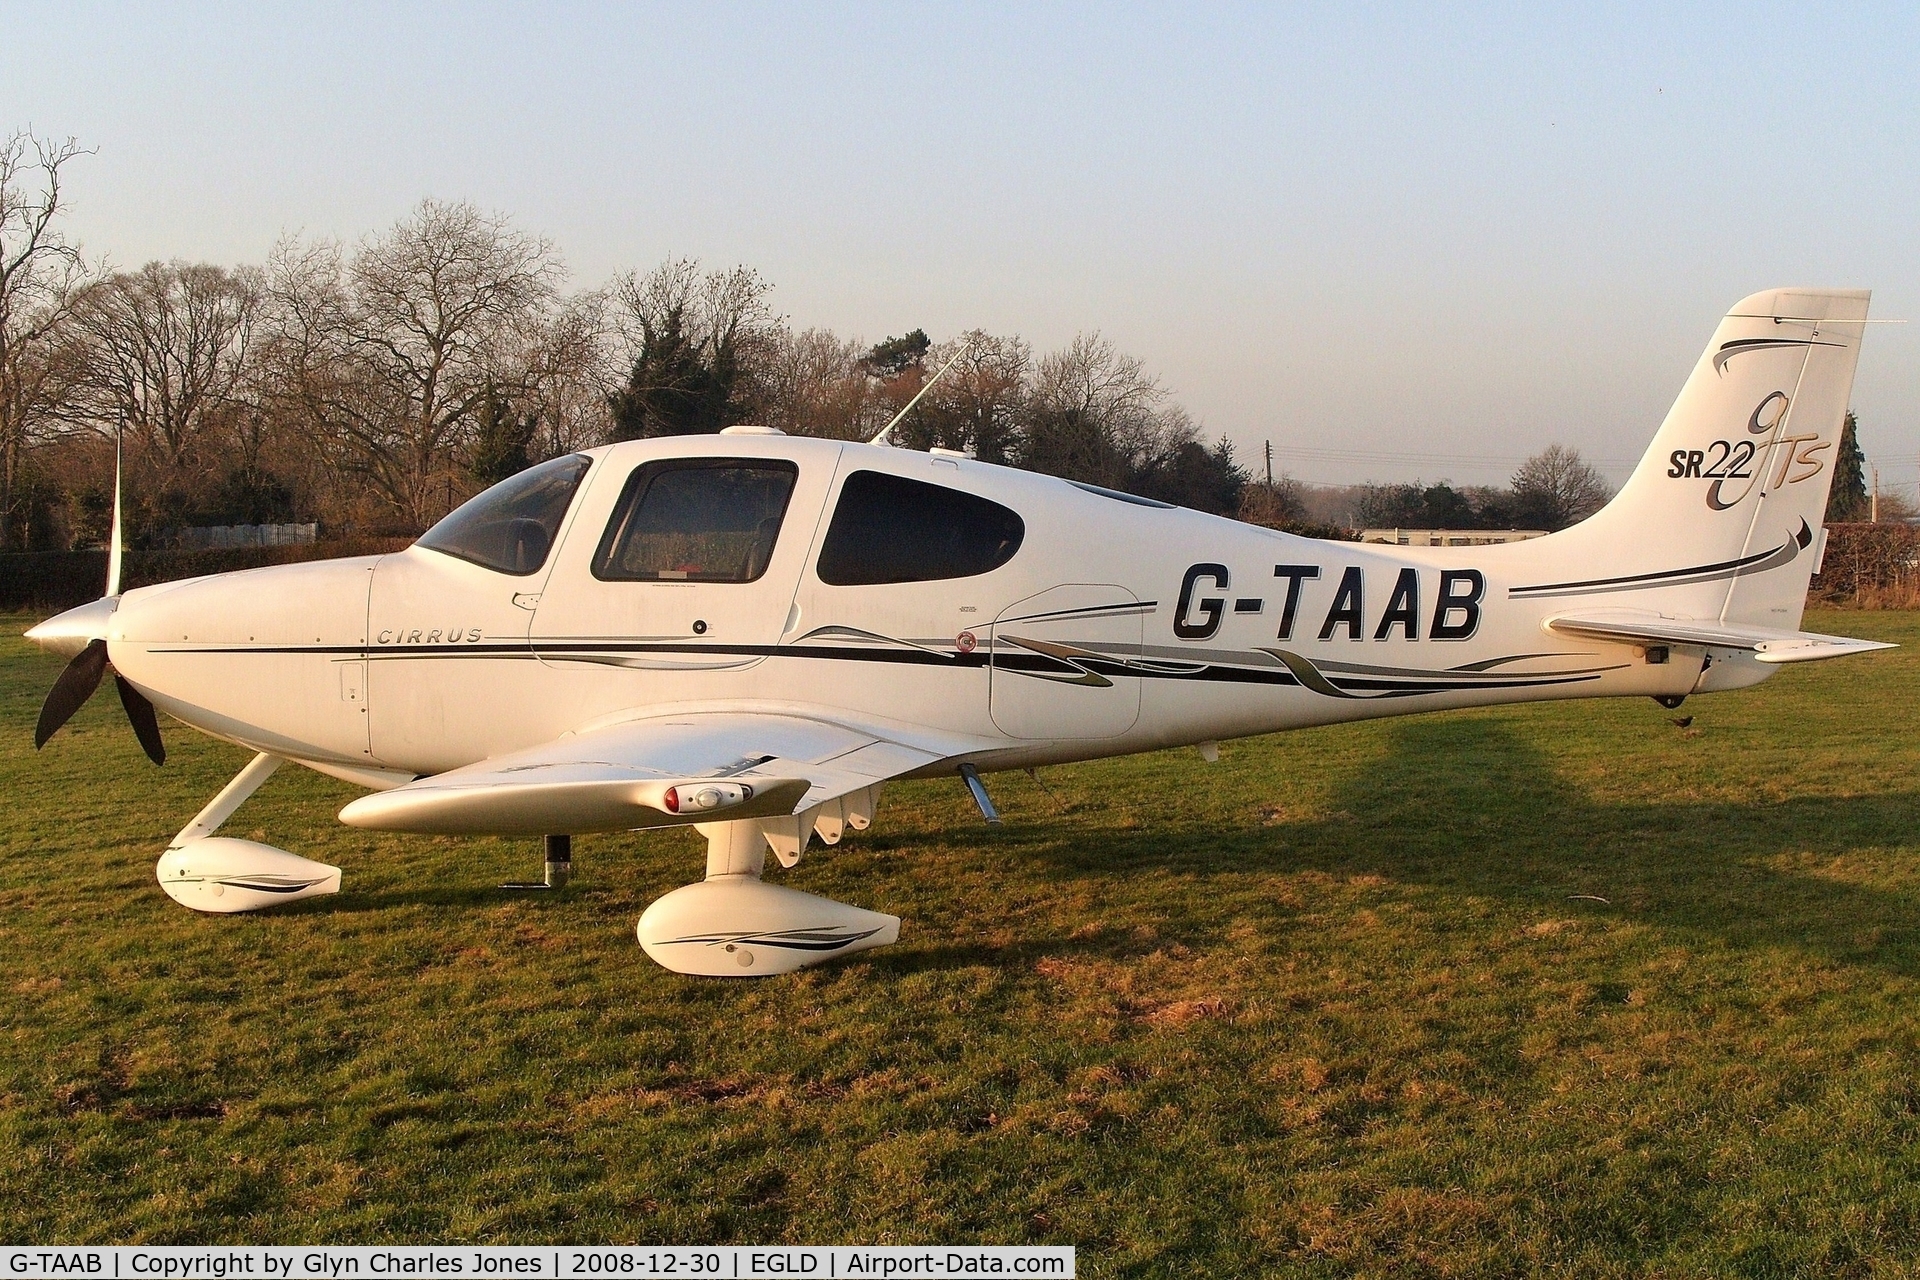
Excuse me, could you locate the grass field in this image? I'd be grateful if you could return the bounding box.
[3,610,1919,1275]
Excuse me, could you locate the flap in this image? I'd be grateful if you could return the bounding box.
[339,711,964,835]
[1544,610,1895,665]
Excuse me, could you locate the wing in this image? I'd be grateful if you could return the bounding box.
[338,711,979,836]
[1545,609,1896,665]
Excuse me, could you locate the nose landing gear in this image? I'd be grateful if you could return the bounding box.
[155,752,342,912]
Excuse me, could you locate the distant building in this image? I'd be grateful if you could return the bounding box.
[1360,528,1548,547]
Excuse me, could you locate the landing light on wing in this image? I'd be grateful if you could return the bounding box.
[662,782,752,814]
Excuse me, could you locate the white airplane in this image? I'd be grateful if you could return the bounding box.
[25,287,1894,975]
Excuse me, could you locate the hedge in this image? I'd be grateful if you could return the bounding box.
[1810,522,1920,607]
[2,539,412,612]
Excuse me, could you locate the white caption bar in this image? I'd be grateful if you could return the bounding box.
[0,1249,1073,1280]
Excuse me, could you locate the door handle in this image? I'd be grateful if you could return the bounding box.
[512,593,541,610]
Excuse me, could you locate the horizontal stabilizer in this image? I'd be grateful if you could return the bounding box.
[1544,610,1895,664]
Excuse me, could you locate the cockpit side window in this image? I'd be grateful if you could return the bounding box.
[417,453,593,576]
[815,470,1025,586]
[592,458,799,583]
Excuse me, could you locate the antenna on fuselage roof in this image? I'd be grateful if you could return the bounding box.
[870,337,974,448]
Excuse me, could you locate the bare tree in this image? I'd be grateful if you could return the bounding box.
[614,260,781,366]
[1019,332,1187,488]
[257,235,365,521]
[10,195,1249,534]
[1511,443,1613,530]
[0,129,91,548]
[65,262,264,477]
[523,287,614,457]
[268,200,564,528]
[757,327,879,439]
[1238,474,1307,527]
[907,330,1030,462]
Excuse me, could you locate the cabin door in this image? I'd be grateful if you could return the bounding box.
[532,453,828,671]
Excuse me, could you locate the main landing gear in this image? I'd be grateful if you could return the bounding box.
[502,834,573,890]
[636,786,897,977]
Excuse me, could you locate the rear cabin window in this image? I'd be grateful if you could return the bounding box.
[592,459,798,583]
[417,453,592,576]
[816,470,1025,586]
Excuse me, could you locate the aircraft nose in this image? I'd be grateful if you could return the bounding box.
[23,596,118,659]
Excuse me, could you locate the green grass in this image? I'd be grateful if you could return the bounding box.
[3,610,1920,1275]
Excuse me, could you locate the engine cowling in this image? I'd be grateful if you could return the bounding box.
[156,838,341,914]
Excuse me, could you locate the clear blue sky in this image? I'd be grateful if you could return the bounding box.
[5,2,1918,494]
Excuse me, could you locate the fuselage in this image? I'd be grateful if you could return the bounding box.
[99,432,1741,785]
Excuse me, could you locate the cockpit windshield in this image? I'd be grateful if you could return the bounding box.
[417,454,593,575]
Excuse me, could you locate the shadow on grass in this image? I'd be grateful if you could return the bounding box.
[1014,715,1920,977]
[304,883,585,913]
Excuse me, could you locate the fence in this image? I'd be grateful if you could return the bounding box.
[177,523,319,550]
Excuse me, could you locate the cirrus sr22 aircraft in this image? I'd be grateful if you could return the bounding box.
[26,288,1894,975]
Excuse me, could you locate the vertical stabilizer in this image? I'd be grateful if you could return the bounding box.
[1528,289,1868,629]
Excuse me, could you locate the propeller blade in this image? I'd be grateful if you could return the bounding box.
[114,674,166,765]
[35,638,109,749]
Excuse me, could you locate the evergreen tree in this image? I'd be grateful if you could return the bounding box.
[864,330,930,380]
[608,303,747,439]
[470,382,541,485]
[198,467,296,525]
[1826,411,1869,522]
[1136,436,1247,515]
[1417,482,1476,528]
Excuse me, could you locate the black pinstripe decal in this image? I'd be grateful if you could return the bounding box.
[143,638,1615,697]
